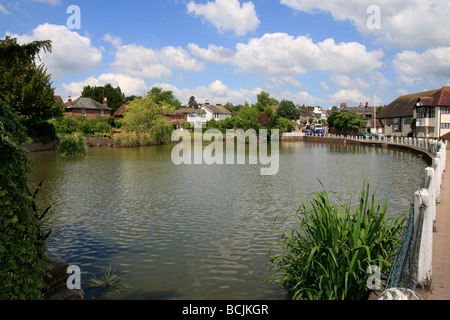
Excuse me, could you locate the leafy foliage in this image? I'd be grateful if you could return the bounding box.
[121,93,174,144]
[148,87,181,109]
[329,111,364,130]
[0,102,49,299]
[254,91,278,113]
[88,265,132,297]
[0,36,63,120]
[267,181,406,300]
[56,133,87,156]
[277,100,300,121]
[81,83,125,113]
[51,115,112,137]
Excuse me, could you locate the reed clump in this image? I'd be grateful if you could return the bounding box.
[267,181,406,300]
[112,131,154,147]
[56,133,87,156]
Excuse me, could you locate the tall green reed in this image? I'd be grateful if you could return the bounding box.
[267,180,406,300]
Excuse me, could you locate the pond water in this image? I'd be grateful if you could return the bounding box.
[28,141,428,300]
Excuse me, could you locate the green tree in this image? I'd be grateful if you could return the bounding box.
[277,100,300,120]
[122,93,174,144]
[188,96,198,109]
[254,91,278,113]
[235,106,260,130]
[0,36,63,120]
[333,112,364,130]
[81,83,125,113]
[376,105,385,114]
[274,117,295,133]
[0,101,49,299]
[148,87,181,109]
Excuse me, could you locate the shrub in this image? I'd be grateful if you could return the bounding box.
[0,102,49,299]
[21,117,57,142]
[57,133,87,156]
[267,181,406,300]
[51,115,78,135]
[150,117,174,145]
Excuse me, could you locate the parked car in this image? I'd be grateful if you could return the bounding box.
[314,124,325,135]
[356,132,371,139]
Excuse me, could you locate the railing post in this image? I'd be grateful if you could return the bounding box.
[425,167,437,228]
[414,189,433,289]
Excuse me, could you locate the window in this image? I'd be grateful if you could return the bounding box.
[442,107,450,114]
[100,110,104,117]
[393,118,402,132]
[81,108,86,117]
[417,107,435,118]
[441,123,450,129]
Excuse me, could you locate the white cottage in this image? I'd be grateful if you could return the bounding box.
[187,101,232,128]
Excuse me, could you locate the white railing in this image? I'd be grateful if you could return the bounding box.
[379,141,447,299]
[291,132,443,156]
[281,131,448,297]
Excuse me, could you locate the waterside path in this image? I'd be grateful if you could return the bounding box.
[422,150,450,300]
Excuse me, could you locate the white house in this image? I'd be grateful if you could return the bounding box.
[187,100,232,128]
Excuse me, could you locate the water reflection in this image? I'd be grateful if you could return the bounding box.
[28,142,428,300]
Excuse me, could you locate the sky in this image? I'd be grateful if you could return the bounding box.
[1,0,450,109]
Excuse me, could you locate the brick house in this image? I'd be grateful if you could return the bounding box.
[165,107,193,129]
[113,105,127,119]
[414,86,450,138]
[64,96,112,119]
[377,90,436,137]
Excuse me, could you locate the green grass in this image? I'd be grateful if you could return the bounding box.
[87,265,132,297]
[267,180,406,300]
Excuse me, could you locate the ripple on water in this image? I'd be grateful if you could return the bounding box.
[30,143,428,300]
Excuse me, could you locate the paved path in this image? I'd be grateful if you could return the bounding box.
[424,150,450,300]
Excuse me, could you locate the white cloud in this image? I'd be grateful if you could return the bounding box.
[232,33,383,76]
[111,42,204,79]
[330,75,370,89]
[0,4,11,14]
[329,89,371,106]
[187,0,260,36]
[278,90,325,106]
[320,81,330,91]
[7,23,102,78]
[280,0,450,49]
[393,47,450,85]
[103,33,122,48]
[188,43,235,63]
[152,80,261,105]
[61,73,148,98]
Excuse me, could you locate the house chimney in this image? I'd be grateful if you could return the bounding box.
[365,102,369,108]
[205,100,209,105]
[103,97,108,107]
[68,96,72,107]
[216,101,221,106]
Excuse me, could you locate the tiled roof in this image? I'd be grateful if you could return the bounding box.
[114,105,127,116]
[377,89,440,119]
[202,104,232,115]
[434,86,450,106]
[66,97,112,111]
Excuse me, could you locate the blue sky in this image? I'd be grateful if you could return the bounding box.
[2,0,450,109]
